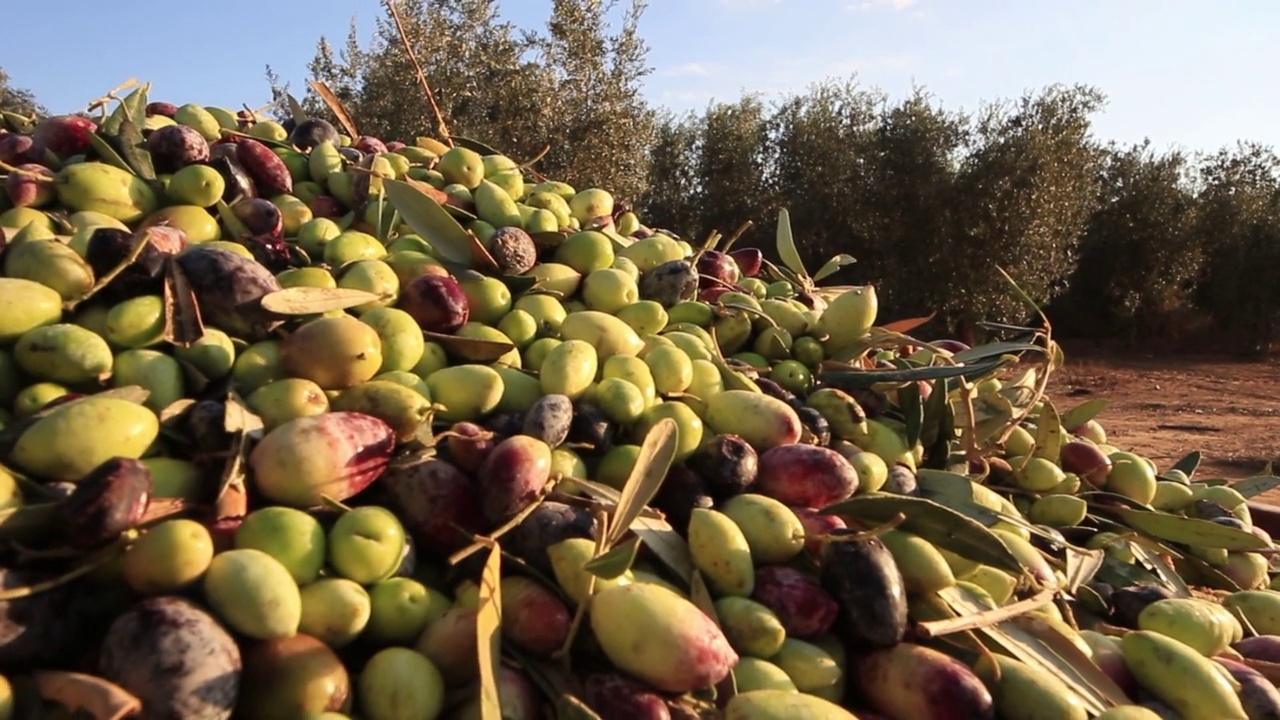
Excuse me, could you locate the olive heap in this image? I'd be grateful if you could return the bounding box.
[1,90,1279,720]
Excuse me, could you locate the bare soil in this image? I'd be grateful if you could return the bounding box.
[1045,342,1280,501]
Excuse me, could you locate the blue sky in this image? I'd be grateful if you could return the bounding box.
[5,0,1277,152]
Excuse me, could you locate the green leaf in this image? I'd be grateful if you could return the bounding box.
[1061,399,1109,431]
[86,133,135,175]
[1231,475,1280,499]
[450,136,503,156]
[102,84,149,136]
[1106,506,1271,550]
[1175,552,1243,592]
[121,84,149,130]
[503,274,543,296]
[1062,546,1105,593]
[823,494,1026,576]
[285,93,309,124]
[1033,401,1063,461]
[384,178,475,265]
[1171,450,1202,479]
[813,253,856,283]
[689,570,720,624]
[260,287,385,315]
[117,121,155,180]
[899,381,923,448]
[1096,553,1166,591]
[475,543,503,720]
[938,585,1129,714]
[880,313,936,334]
[584,535,642,580]
[607,418,679,548]
[531,230,569,248]
[215,200,250,239]
[775,209,808,280]
[425,332,516,363]
[1126,536,1192,597]
[819,355,1012,390]
[921,377,953,467]
[951,340,1044,364]
[571,478,695,583]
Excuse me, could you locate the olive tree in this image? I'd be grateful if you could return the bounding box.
[942,84,1105,340]
[640,110,705,237]
[1192,142,1280,353]
[1056,141,1200,341]
[0,68,47,118]
[765,80,884,282]
[861,89,969,320]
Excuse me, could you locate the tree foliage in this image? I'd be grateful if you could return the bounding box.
[0,68,46,118]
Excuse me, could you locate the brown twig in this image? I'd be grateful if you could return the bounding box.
[387,0,454,146]
[915,587,1057,639]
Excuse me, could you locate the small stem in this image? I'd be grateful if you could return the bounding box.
[387,0,453,145]
[65,227,157,311]
[721,220,754,253]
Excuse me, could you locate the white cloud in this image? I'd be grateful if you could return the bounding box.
[664,62,714,78]
[715,0,782,9]
[848,0,917,11]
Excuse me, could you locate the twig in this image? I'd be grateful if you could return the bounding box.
[721,220,755,253]
[915,587,1056,639]
[387,0,453,146]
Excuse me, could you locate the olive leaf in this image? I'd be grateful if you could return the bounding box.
[424,332,516,363]
[101,84,149,137]
[1126,537,1191,597]
[921,376,953,466]
[1170,450,1202,479]
[308,80,359,140]
[818,355,1012,390]
[215,200,251,239]
[943,586,1127,715]
[1061,398,1109,431]
[259,287,385,315]
[1231,475,1280,499]
[1062,546,1105,593]
[163,257,205,346]
[812,253,856,283]
[951,340,1045,364]
[33,671,141,720]
[775,208,809,282]
[570,478,695,583]
[822,495,1025,576]
[1103,506,1270,551]
[899,381,923,448]
[450,136,503,156]
[689,570,720,625]
[1174,552,1242,592]
[475,541,503,720]
[384,179,475,265]
[285,93,309,124]
[1032,401,1063,461]
[86,133,135,176]
[584,535,643,580]
[606,418,679,548]
[874,312,935,335]
[117,121,155,180]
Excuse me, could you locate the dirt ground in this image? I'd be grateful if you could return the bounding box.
[1044,343,1280,500]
